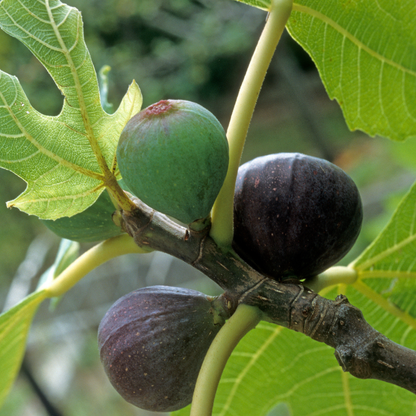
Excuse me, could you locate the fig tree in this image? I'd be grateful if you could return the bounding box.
[98,285,228,412]
[233,153,363,280]
[116,99,229,225]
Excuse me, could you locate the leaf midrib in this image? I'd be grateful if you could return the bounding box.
[354,231,416,272]
[292,3,416,77]
[45,0,111,178]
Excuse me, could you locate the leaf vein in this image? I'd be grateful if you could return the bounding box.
[355,232,416,271]
[0,88,102,181]
[292,3,416,77]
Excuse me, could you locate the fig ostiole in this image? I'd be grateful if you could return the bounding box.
[116,99,229,225]
[98,285,229,412]
[233,153,363,280]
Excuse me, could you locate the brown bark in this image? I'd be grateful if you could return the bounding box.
[120,197,416,395]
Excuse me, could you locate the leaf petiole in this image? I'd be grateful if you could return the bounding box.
[43,234,151,298]
[305,266,358,293]
[210,0,293,249]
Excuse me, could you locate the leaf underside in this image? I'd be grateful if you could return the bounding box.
[0,290,47,408]
[0,0,142,220]
[236,0,416,142]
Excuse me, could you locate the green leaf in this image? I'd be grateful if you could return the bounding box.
[0,0,142,219]
[349,181,416,327]
[174,314,416,416]
[236,0,416,142]
[0,290,47,408]
[287,0,416,141]
[352,181,416,280]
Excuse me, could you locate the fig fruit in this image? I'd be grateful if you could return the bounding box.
[116,99,229,225]
[98,285,227,412]
[233,153,363,280]
[42,188,123,242]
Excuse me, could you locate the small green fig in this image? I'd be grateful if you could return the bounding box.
[98,285,227,412]
[42,188,123,243]
[116,99,229,225]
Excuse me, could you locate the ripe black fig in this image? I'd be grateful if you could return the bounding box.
[116,99,229,225]
[98,285,227,412]
[233,153,363,280]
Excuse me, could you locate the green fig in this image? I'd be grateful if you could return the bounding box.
[116,99,229,225]
[98,285,227,412]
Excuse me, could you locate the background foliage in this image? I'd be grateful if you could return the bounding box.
[1,0,416,415]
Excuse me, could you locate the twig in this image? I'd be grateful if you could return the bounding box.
[121,198,416,395]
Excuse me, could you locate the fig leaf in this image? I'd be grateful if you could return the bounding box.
[0,0,142,220]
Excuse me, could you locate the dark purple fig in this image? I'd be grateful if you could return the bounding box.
[233,153,363,280]
[98,285,227,412]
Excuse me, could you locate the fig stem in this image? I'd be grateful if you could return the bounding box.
[304,266,358,293]
[190,303,263,416]
[210,0,293,249]
[42,234,151,298]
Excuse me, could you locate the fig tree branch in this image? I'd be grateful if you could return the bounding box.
[121,197,416,395]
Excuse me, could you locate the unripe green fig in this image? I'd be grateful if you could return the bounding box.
[42,188,123,242]
[116,99,229,225]
[233,153,363,280]
[98,285,227,412]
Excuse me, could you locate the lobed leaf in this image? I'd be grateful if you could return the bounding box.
[287,0,416,142]
[235,0,416,142]
[0,0,142,219]
[0,290,47,408]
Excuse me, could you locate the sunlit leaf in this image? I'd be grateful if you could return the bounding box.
[287,0,416,141]
[235,0,416,142]
[0,290,47,408]
[353,181,416,279]
[350,181,416,327]
[0,0,142,219]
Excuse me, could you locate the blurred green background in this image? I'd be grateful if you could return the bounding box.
[0,0,416,415]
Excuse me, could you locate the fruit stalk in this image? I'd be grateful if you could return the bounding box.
[210,0,293,249]
[190,304,263,416]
